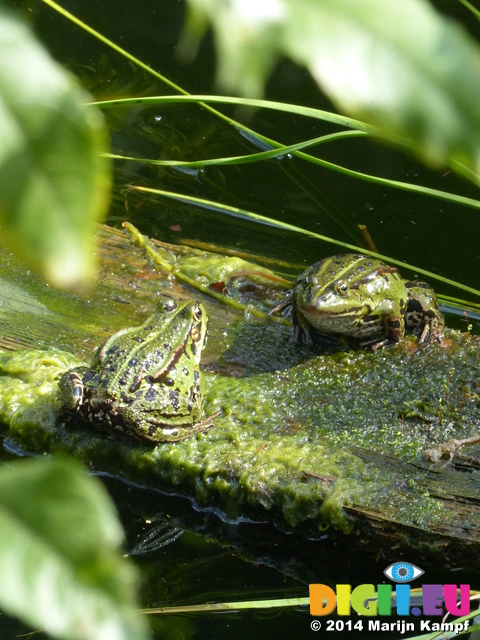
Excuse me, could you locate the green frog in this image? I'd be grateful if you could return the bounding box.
[268,254,444,350]
[56,298,219,442]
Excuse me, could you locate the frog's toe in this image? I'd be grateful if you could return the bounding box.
[417,318,444,347]
[294,323,313,345]
[361,337,392,351]
[267,292,292,318]
[57,370,84,410]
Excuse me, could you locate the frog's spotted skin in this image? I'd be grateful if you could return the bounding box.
[268,254,444,350]
[57,299,219,442]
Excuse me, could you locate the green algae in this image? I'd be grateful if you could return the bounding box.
[0,349,84,449]
[0,345,373,532]
[1,325,479,538]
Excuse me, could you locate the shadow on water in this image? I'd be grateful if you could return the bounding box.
[211,320,324,376]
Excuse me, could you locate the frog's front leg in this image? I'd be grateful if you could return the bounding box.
[383,310,406,345]
[134,413,217,443]
[292,305,315,344]
[361,299,406,350]
[267,292,310,342]
[123,400,216,442]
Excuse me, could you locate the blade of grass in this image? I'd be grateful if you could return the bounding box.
[439,297,480,314]
[142,589,480,624]
[440,303,480,320]
[107,130,370,168]
[128,185,480,300]
[92,94,377,131]
[457,0,480,21]
[97,95,480,212]
[141,596,310,615]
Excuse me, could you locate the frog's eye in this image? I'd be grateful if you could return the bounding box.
[193,305,203,322]
[164,300,177,312]
[336,281,349,296]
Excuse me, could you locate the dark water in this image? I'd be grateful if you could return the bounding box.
[17,0,480,297]
[4,0,480,637]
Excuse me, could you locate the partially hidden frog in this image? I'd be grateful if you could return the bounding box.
[268,254,445,350]
[56,298,219,442]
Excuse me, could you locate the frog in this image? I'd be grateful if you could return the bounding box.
[268,254,444,350]
[56,298,219,442]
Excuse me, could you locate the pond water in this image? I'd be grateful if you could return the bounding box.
[5,0,480,637]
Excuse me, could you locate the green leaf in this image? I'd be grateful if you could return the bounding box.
[181,0,285,97]
[184,0,480,183]
[0,6,110,289]
[0,458,147,640]
[286,0,480,182]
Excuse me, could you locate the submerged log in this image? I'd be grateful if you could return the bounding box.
[0,224,479,571]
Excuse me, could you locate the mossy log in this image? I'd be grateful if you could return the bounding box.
[0,224,479,570]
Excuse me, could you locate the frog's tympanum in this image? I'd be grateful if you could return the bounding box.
[57,299,218,442]
[268,254,444,350]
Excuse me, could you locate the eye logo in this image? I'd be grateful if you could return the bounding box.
[384,562,424,583]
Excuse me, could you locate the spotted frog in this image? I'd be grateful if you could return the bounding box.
[268,254,444,350]
[56,299,218,442]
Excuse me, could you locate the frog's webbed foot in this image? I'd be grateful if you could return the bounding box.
[417,315,445,347]
[362,330,403,351]
[189,410,222,437]
[294,322,313,345]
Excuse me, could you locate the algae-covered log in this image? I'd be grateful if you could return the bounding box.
[0,224,479,569]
